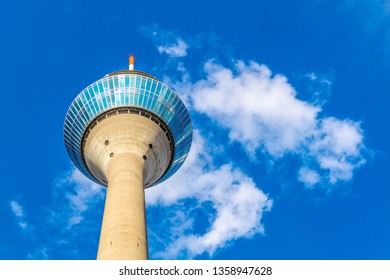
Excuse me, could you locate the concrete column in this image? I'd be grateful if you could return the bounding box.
[97,153,148,260]
[83,113,172,260]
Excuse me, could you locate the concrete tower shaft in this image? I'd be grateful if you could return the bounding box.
[83,113,171,259]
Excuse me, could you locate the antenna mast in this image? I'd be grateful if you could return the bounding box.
[129,55,135,70]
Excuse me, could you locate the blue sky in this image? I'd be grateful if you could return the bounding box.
[1,0,389,259]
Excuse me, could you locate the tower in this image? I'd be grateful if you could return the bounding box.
[63,56,192,259]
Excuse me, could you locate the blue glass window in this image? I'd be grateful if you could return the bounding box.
[98,82,104,93]
[119,76,125,88]
[108,78,114,89]
[151,81,157,93]
[141,77,146,89]
[146,79,152,91]
[103,79,109,90]
[93,84,99,94]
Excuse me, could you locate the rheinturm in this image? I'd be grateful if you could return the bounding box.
[64,56,192,260]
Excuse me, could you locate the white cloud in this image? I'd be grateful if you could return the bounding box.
[10,200,28,230]
[146,130,272,258]
[140,24,189,58]
[304,72,332,107]
[10,200,24,218]
[55,168,105,228]
[311,117,363,157]
[19,222,27,229]
[27,168,105,259]
[158,39,188,58]
[191,60,320,157]
[309,117,366,183]
[307,72,318,81]
[183,60,366,186]
[298,167,320,187]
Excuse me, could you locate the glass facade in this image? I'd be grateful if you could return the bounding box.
[64,72,192,187]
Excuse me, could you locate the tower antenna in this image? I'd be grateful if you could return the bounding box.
[129,54,135,70]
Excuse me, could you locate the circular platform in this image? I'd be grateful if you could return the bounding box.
[64,70,192,188]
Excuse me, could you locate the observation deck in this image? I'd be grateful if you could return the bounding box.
[64,70,192,188]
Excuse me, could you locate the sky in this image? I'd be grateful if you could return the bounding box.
[0,0,389,260]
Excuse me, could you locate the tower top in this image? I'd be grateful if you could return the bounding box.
[64,67,192,188]
[129,55,135,70]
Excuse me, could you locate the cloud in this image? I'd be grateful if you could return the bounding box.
[140,24,189,58]
[9,200,28,230]
[25,168,105,259]
[10,200,24,217]
[191,60,320,157]
[298,167,320,187]
[304,72,333,107]
[158,39,188,58]
[54,168,105,228]
[309,117,366,184]
[181,60,366,187]
[146,130,272,259]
